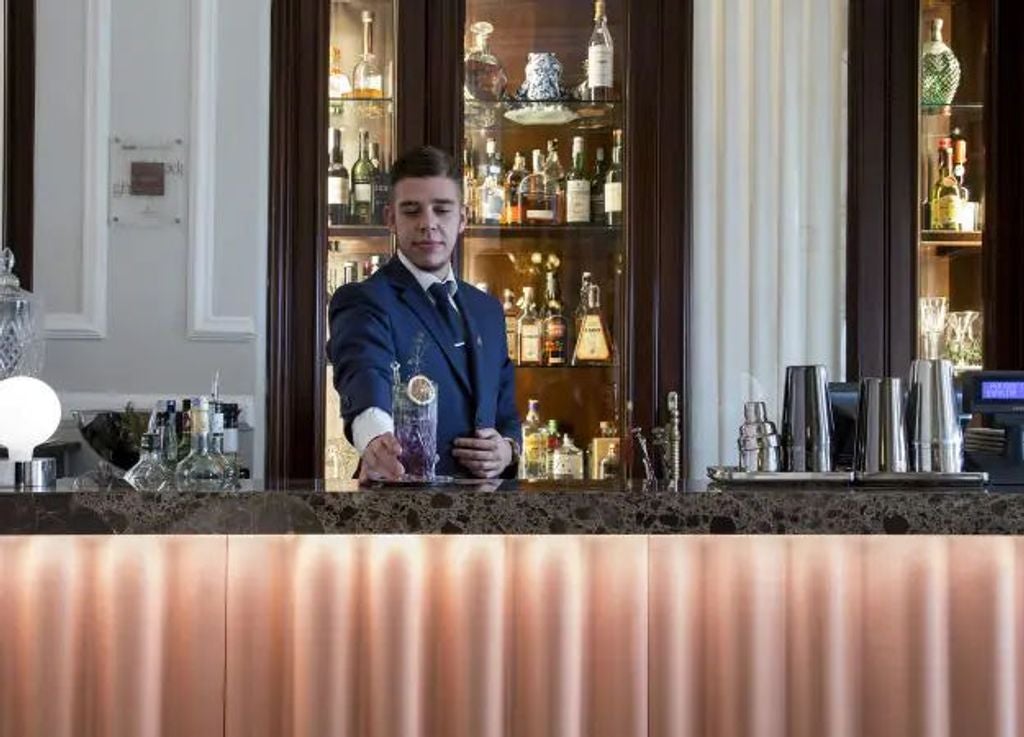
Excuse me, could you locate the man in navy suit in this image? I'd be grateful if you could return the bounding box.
[327,146,521,481]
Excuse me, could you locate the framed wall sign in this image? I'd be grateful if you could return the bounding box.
[109,137,187,227]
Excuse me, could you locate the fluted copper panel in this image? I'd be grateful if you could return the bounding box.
[224,536,648,737]
[0,536,226,737]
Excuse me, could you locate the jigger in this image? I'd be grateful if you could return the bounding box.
[854,378,908,472]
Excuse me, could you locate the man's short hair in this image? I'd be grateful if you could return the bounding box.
[389,146,461,197]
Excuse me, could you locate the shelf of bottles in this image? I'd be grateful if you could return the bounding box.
[324,0,396,481]
[460,0,626,481]
[916,0,987,373]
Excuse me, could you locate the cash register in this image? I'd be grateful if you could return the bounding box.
[961,371,1024,485]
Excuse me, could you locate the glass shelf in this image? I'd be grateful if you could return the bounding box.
[465,224,622,239]
[465,100,622,131]
[513,364,617,371]
[328,225,392,239]
[920,103,984,117]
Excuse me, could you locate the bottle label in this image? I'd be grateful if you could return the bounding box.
[545,319,567,365]
[575,316,611,361]
[355,183,373,204]
[588,46,614,88]
[932,192,962,230]
[524,432,546,465]
[224,428,239,454]
[526,209,555,221]
[566,180,591,222]
[520,324,542,362]
[604,182,622,213]
[505,317,519,361]
[328,178,344,205]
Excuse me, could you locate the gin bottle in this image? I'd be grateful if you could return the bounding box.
[175,397,229,490]
[125,433,174,491]
[521,399,547,479]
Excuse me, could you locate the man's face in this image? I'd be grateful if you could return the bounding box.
[387,176,466,275]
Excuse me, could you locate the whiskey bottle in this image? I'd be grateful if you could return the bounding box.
[518,149,557,225]
[573,283,613,365]
[351,10,383,98]
[587,0,615,102]
[503,288,520,362]
[544,139,566,223]
[931,142,962,231]
[518,286,544,365]
[590,147,608,224]
[604,129,624,225]
[565,136,591,224]
[542,271,567,365]
[328,128,350,226]
[478,138,505,225]
[504,152,528,224]
[351,130,374,224]
[370,142,390,224]
[521,399,547,480]
[463,147,479,225]
[175,397,229,490]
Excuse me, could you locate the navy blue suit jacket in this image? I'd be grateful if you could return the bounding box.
[327,256,521,477]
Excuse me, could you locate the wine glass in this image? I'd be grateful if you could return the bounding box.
[919,296,949,359]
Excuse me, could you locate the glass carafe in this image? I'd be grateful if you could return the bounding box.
[0,248,44,379]
[464,21,507,102]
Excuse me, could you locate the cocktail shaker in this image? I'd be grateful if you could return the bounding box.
[907,358,962,472]
[737,401,781,471]
[782,365,834,472]
[854,377,908,472]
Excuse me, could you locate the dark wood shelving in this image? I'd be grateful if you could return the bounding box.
[512,363,617,370]
[328,225,392,239]
[921,229,983,258]
[465,224,622,239]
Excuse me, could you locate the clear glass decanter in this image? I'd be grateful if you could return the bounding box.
[0,247,44,379]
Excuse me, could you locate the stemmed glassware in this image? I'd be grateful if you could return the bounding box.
[919,296,949,359]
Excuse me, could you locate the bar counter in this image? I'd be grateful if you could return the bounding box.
[4,481,1024,737]
[0,479,1022,535]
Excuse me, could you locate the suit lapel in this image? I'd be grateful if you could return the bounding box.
[386,259,473,395]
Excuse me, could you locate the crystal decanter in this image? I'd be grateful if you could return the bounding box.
[0,248,44,380]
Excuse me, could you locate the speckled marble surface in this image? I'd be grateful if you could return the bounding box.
[1,479,1023,534]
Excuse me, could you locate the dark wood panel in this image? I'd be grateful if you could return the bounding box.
[3,0,35,289]
[984,0,1024,368]
[846,0,918,379]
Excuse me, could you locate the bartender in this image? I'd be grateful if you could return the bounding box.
[327,146,521,481]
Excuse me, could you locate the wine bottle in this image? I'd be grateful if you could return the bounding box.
[351,130,374,224]
[327,128,350,226]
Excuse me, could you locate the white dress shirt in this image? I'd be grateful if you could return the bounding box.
[350,252,456,453]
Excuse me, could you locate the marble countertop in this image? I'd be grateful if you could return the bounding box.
[1,479,1023,535]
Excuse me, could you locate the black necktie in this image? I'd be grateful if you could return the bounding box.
[428,282,462,346]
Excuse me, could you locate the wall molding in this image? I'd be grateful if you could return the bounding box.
[187,0,256,342]
[44,0,110,339]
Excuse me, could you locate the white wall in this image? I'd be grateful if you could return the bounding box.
[33,0,270,475]
[688,0,848,477]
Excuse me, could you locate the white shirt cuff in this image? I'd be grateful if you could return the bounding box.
[351,406,394,454]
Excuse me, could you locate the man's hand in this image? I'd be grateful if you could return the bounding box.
[359,432,405,481]
[452,428,513,479]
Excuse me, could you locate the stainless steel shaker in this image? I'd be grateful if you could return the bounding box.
[854,377,908,472]
[782,365,834,472]
[907,358,963,472]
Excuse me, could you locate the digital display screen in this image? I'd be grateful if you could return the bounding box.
[981,381,1024,401]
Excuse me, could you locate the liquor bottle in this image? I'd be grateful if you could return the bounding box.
[351,130,374,225]
[575,271,593,334]
[175,397,229,490]
[463,147,479,225]
[328,45,350,99]
[328,128,350,226]
[544,140,566,223]
[920,18,960,107]
[503,288,520,362]
[370,142,390,223]
[504,152,528,224]
[565,136,591,224]
[351,10,383,98]
[518,149,557,225]
[518,286,544,365]
[930,142,962,231]
[222,402,241,481]
[125,432,174,490]
[598,441,621,480]
[178,398,193,461]
[545,420,561,478]
[552,435,585,480]
[590,147,608,224]
[159,401,179,465]
[573,283,613,364]
[478,138,505,225]
[521,399,547,479]
[951,129,975,231]
[543,271,567,365]
[604,129,624,225]
[587,0,615,101]
[209,401,238,487]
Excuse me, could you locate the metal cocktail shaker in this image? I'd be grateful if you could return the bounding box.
[782,365,834,472]
[907,358,962,472]
[737,401,781,472]
[854,377,908,472]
